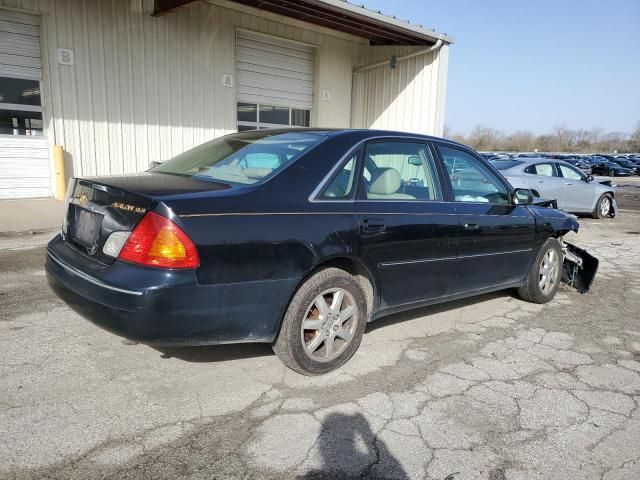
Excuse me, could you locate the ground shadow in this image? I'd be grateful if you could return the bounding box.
[152,290,518,364]
[298,412,408,480]
[366,290,515,334]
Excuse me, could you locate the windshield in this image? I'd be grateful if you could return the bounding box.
[151,131,327,185]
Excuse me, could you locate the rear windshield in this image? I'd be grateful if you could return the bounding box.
[151,131,326,185]
[491,160,524,170]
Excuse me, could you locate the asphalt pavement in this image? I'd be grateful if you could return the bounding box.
[1,213,639,479]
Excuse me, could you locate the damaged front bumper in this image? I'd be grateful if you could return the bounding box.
[562,242,599,293]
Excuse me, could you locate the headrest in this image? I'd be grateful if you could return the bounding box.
[369,168,401,195]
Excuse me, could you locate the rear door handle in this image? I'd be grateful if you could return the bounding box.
[463,223,480,231]
[564,182,573,185]
[537,180,545,183]
[361,218,386,235]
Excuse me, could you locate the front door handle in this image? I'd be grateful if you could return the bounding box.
[537,180,545,183]
[464,223,480,231]
[564,182,573,185]
[361,218,386,235]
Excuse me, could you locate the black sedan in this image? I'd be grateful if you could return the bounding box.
[46,129,597,375]
[611,158,640,175]
[591,160,634,177]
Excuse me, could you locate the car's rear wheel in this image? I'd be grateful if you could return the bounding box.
[273,268,367,375]
[592,194,612,219]
[517,239,563,304]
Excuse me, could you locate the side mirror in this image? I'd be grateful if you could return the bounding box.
[148,160,161,171]
[586,175,594,183]
[513,188,534,205]
[407,156,422,166]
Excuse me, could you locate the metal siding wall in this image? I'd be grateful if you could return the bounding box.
[351,44,448,136]
[0,1,449,178]
[0,0,364,177]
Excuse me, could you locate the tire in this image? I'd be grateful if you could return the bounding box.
[273,267,367,375]
[592,194,612,219]
[517,239,563,304]
[608,169,615,176]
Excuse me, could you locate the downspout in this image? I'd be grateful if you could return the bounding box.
[350,39,444,127]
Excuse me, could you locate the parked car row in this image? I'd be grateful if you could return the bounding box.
[481,152,640,177]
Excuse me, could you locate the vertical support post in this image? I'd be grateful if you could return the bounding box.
[53,145,66,200]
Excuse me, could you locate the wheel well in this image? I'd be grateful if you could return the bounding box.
[310,257,376,320]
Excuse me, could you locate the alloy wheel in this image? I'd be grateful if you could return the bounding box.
[300,288,357,362]
[539,249,560,295]
[600,197,611,217]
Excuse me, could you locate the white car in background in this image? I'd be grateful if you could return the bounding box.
[492,158,617,218]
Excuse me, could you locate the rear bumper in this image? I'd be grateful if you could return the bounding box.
[46,235,298,345]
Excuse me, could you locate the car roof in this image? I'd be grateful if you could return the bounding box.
[241,128,470,149]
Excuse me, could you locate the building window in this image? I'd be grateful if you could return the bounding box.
[237,103,310,131]
[0,77,43,136]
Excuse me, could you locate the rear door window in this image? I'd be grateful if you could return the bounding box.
[361,142,442,201]
[524,163,555,177]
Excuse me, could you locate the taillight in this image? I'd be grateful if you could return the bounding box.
[118,212,199,269]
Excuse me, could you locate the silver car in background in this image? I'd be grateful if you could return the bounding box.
[492,159,616,218]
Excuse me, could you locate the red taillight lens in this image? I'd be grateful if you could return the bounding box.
[118,212,199,269]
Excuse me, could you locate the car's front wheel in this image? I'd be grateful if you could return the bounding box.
[517,239,563,304]
[592,194,612,219]
[273,268,367,375]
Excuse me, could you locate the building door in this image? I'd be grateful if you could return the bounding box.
[0,10,50,199]
[235,30,313,131]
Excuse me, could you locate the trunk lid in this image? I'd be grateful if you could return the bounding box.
[63,174,229,264]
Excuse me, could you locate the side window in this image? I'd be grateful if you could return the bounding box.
[321,154,357,199]
[363,142,442,201]
[524,163,554,177]
[437,145,510,204]
[558,164,583,181]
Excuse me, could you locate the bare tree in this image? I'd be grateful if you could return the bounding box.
[467,125,504,151]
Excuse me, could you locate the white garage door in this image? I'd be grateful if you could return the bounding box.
[0,10,50,199]
[236,30,314,110]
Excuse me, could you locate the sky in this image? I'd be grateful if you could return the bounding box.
[358,0,640,136]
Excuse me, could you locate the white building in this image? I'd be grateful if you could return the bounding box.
[0,0,453,199]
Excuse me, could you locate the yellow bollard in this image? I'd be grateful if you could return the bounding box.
[53,145,66,200]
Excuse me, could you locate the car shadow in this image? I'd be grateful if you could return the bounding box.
[152,290,517,364]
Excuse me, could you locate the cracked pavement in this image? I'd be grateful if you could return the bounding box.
[1,212,639,479]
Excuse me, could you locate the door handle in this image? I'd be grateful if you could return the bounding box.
[537,180,545,183]
[564,182,573,185]
[463,223,480,231]
[361,218,386,235]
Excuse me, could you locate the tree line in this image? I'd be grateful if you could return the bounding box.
[444,122,640,153]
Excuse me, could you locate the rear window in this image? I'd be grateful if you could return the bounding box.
[492,160,524,170]
[151,131,326,185]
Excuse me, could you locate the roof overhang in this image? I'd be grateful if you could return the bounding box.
[153,0,454,45]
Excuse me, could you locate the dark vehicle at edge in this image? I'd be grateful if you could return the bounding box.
[46,129,598,375]
[591,160,634,177]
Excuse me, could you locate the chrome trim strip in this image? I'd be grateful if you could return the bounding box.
[180,211,531,218]
[379,248,532,268]
[458,248,533,259]
[380,256,456,267]
[47,251,143,296]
